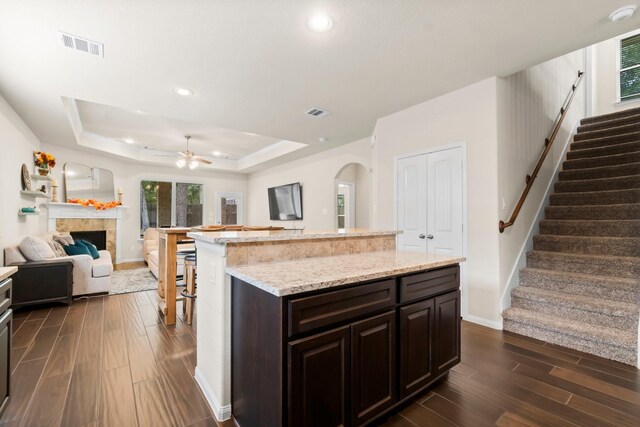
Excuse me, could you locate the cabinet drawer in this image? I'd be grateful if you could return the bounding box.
[399,266,459,303]
[288,279,396,336]
[0,279,11,316]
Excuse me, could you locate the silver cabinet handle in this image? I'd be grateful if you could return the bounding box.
[427,234,434,239]
[418,234,425,239]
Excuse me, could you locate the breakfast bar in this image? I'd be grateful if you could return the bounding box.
[188,229,464,425]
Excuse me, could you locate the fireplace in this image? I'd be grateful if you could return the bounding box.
[70,230,107,251]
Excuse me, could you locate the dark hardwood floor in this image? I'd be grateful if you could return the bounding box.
[380,321,640,427]
[2,290,228,427]
[3,292,639,427]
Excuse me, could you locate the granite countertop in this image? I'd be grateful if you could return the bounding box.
[0,266,18,282]
[226,250,465,296]
[187,229,400,244]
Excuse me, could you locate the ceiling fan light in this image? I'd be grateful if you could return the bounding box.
[176,158,186,168]
[189,160,199,170]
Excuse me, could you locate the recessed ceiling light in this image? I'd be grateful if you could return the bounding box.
[307,14,333,32]
[318,137,328,142]
[122,138,135,144]
[609,5,637,21]
[212,150,221,157]
[174,87,193,96]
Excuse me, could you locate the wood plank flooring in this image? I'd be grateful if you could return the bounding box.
[3,293,639,427]
[2,291,225,427]
[380,321,640,427]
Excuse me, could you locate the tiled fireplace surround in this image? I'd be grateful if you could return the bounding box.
[47,203,127,264]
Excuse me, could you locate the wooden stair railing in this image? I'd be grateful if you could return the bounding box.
[499,70,584,233]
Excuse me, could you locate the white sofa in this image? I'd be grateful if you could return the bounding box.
[4,232,113,296]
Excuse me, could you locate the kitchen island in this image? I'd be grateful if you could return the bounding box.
[228,251,464,427]
[188,229,401,421]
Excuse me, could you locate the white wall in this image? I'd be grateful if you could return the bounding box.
[497,50,585,307]
[0,94,47,264]
[40,144,247,262]
[246,138,372,230]
[592,29,640,115]
[371,77,501,323]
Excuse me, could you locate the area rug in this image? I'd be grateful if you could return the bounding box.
[109,267,158,295]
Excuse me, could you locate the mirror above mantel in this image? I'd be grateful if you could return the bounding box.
[63,162,115,202]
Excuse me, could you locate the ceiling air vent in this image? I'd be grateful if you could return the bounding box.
[305,107,330,118]
[58,32,104,57]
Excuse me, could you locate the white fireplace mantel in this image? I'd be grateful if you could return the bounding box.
[46,203,128,263]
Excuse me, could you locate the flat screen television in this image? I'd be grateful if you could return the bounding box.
[268,182,303,221]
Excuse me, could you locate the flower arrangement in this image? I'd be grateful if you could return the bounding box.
[34,151,56,168]
[67,198,121,210]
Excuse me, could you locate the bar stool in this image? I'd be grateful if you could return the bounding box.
[181,254,197,325]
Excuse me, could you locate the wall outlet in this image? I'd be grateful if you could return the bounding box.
[322,209,328,215]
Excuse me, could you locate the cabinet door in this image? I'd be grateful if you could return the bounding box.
[434,291,461,373]
[399,299,434,398]
[351,311,396,426]
[289,326,350,427]
[0,308,11,415]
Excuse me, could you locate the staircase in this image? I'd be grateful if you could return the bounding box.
[503,106,640,366]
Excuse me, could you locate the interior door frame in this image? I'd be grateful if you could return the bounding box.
[215,191,244,225]
[335,180,356,229]
[393,142,469,318]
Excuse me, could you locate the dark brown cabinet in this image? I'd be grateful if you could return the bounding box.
[351,311,396,425]
[0,277,13,416]
[399,299,434,398]
[434,290,461,373]
[289,326,350,427]
[232,264,461,427]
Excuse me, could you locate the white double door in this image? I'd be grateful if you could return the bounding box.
[396,147,464,256]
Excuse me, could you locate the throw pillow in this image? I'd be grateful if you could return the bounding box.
[76,239,100,260]
[53,234,74,246]
[46,239,67,257]
[63,243,92,257]
[19,236,56,261]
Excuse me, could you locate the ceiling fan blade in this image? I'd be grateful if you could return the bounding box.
[193,157,212,164]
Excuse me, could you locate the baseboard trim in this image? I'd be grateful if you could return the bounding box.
[463,314,503,330]
[194,366,231,422]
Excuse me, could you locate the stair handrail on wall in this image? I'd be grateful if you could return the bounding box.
[499,70,584,233]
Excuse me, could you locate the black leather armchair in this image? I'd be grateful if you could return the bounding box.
[9,259,73,308]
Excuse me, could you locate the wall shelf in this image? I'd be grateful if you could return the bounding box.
[30,174,53,181]
[18,209,41,216]
[20,190,51,199]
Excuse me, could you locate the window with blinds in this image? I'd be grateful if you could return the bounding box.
[620,33,640,101]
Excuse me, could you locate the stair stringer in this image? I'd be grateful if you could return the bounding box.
[500,119,580,316]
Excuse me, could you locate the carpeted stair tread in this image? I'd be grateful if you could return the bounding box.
[570,131,640,151]
[566,141,640,160]
[562,151,640,170]
[527,250,640,279]
[538,218,640,237]
[578,113,640,133]
[558,162,640,181]
[549,188,640,206]
[580,106,640,125]
[533,234,640,257]
[503,308,637,365]
[511,287,639,329]
[519,268,640,303]
[554,174,640,192]
[574,122,640,142]
[545,203,640,220]
[503,307,637,349]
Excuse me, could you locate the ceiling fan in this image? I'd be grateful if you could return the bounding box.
[160,135,212,169]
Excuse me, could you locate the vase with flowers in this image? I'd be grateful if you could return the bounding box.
[33,151,56,176]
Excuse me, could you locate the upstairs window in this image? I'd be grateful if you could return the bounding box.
[619,33,640,102]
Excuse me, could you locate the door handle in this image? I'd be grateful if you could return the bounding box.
[427,234,434,240]
[418,234,426,239]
